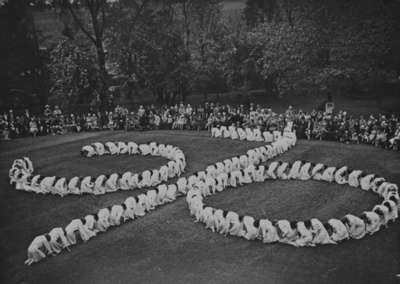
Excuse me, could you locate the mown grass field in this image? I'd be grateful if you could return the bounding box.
[0,130,399,284]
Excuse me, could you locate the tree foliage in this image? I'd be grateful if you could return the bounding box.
[48,40,101,110]
[0,0,48,112]
[2,0,399,111]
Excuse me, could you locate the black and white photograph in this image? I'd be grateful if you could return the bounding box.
[0,0,399,283]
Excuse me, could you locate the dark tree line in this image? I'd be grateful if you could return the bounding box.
[1,0,399,112]
[0,0,48,111]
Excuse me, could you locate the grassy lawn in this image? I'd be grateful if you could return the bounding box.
[0,130,399,284]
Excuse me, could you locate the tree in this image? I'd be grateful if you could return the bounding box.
[244,0,280,26]
[47,40,100,111]
[240,0,400,97]
[107,0,192,103]
[248,18,320,96]
[302,0,400,95]
[54,0,117,109]
[177,0,194,52]
[0,0,49,112]
[189,0,228,95]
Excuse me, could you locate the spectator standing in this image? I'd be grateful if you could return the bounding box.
[29,117,39,137]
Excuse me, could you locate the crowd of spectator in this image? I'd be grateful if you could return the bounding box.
[1,102,399,151]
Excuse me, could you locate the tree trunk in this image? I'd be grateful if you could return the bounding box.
[26,3,49,108]
[87,2,108,110]
[264,74,278,97]
[182,1,190,52]
[95,40,108,109]
[155,87,164,104]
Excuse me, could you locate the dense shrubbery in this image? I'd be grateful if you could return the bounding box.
[1,0,399,112]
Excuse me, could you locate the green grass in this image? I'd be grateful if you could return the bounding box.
[0,130,399,283]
